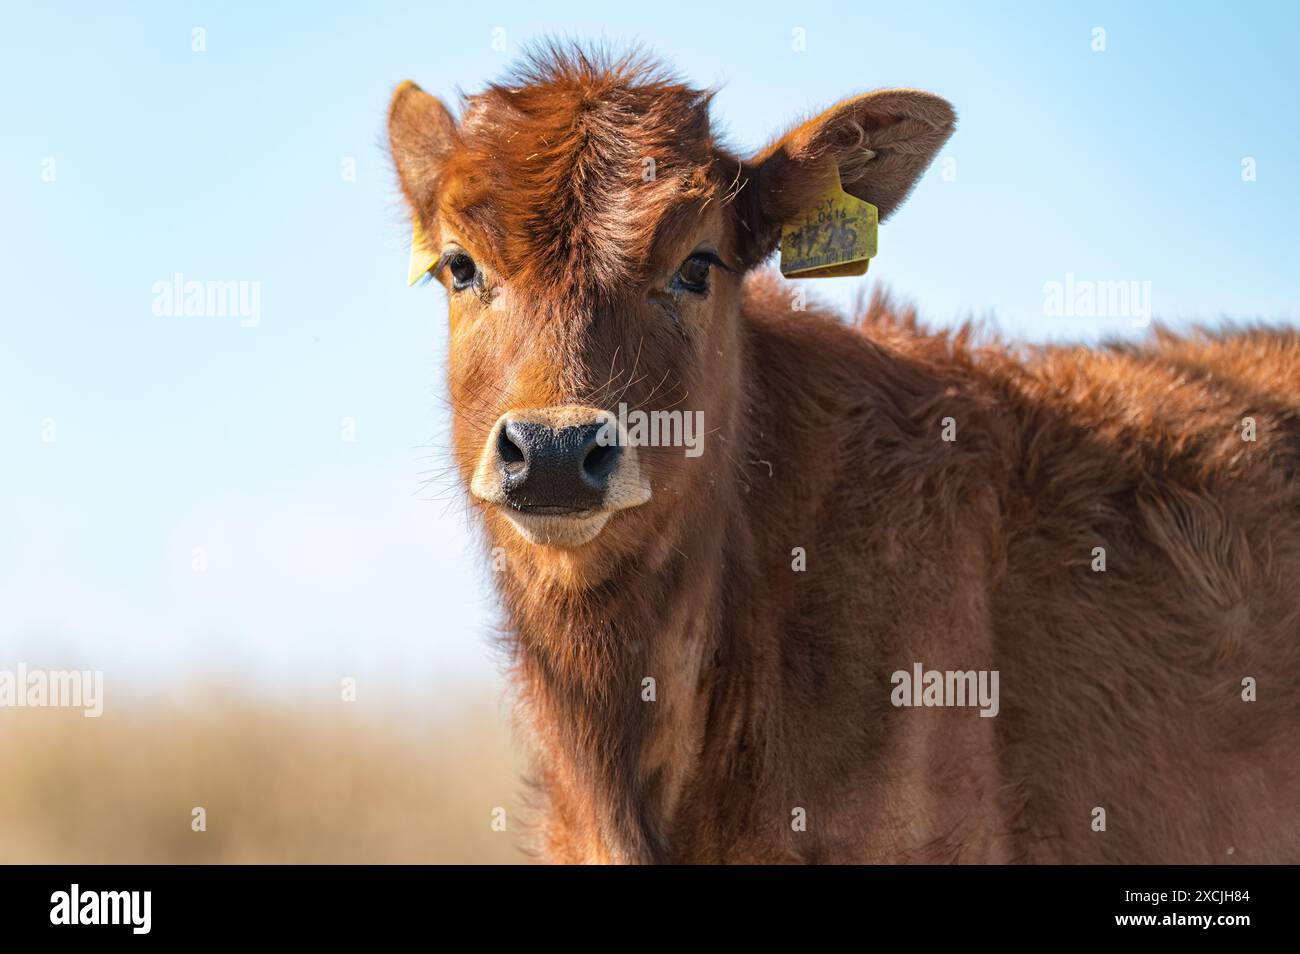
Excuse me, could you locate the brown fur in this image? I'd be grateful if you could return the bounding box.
[389,43,1300,863]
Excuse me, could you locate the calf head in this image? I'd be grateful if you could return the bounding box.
[389,47,954,581]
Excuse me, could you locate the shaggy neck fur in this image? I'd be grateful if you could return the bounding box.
[496,276,973,863]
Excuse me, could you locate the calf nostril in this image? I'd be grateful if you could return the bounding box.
[498,426,527,476]
[582,441,621,483]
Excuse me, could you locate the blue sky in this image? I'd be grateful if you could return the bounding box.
[2,2,1297,702]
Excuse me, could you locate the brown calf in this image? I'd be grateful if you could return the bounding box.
[388,44,1300,863]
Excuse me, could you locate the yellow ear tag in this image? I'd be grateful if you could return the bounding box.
[407,218,440,286]
[779,172,878,278]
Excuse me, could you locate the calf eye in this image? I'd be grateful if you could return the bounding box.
[672,252,724,295]
[448,252,479,291]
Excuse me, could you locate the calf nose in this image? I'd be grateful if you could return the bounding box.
[497,419,622,512]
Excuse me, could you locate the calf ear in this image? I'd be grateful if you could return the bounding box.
[734,89,955,267]
[387,80,458,221]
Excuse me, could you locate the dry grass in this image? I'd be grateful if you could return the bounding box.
[0,687,532,864]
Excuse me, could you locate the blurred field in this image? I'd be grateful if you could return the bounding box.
[0,688,532,864]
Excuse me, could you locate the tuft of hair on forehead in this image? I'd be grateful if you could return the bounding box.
[440,41,735,302]
[482,40,689,97]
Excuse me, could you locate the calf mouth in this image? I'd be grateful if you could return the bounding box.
[498,507,614,547]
